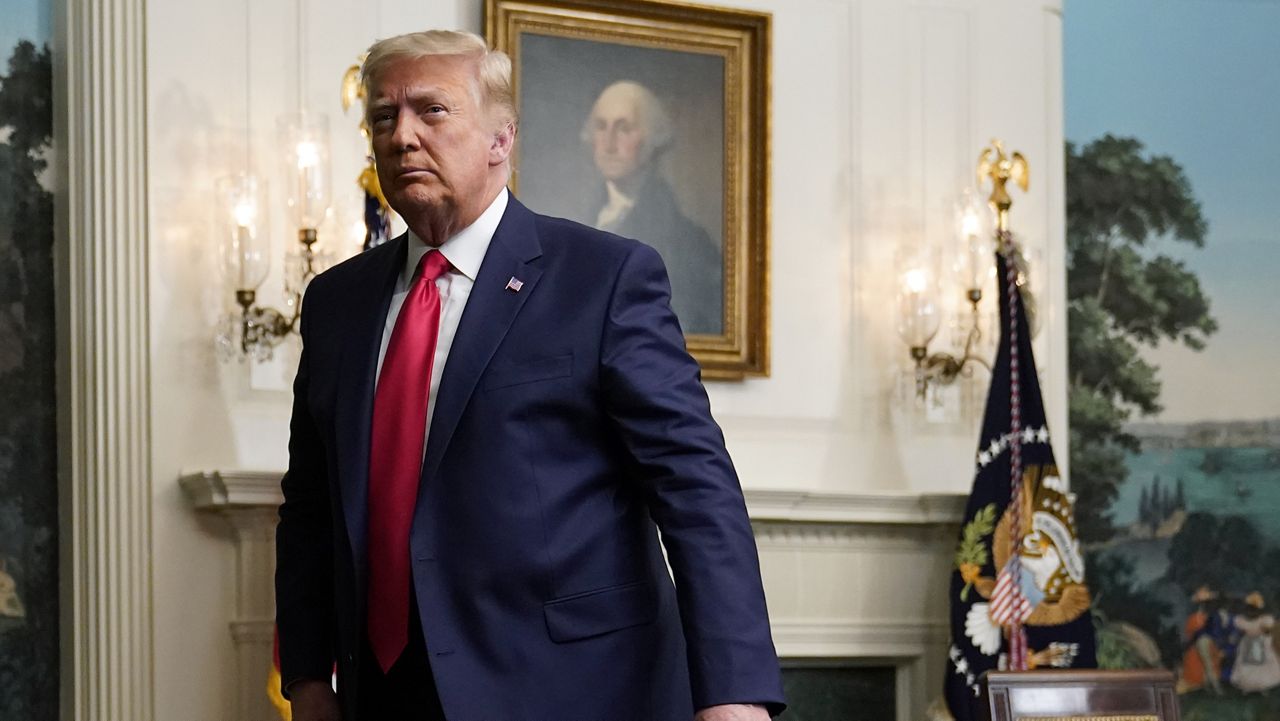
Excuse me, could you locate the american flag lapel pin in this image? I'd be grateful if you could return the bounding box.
[505,276,524,293]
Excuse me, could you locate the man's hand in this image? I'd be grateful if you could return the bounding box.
[288,679,340,721]
[695,703,771,721]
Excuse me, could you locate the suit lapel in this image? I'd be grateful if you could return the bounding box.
[419,197,543,486]
[334,234,406,586]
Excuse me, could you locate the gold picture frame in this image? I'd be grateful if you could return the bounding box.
[486,0,771,380]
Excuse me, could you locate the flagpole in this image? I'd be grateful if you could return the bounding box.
[946,142,1096,719]
[978,139,1031,671]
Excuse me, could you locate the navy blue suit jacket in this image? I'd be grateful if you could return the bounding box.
[275,196,785,720]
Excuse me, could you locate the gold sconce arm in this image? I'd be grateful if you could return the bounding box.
[910,307,993,400]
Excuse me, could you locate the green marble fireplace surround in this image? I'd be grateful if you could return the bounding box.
[782,662,896,720]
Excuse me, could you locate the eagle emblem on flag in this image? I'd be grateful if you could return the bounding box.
[957,463,1091,666]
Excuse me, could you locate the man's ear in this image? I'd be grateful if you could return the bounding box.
[489,120,516,166]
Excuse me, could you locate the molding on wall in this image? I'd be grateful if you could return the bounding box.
[179,472,968,526]
[58,0,153,718]
[181,470,285,509]
[745,488,966,525]
[752,519,957,551]
[773,618,949,658]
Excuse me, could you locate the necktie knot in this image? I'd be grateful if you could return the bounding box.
[417,249,452,285]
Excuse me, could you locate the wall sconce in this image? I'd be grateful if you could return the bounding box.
[900,140,1042,409]
[214,0,336,363]
[214,117,334,363]
[899,190,996,402]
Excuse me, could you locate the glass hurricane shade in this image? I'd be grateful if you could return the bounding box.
[280,113,332,231]
[955,191,994,295]
[897,265,941,349]
[216,173,270,292]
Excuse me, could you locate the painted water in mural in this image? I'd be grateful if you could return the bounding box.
[1088,423,1280,719]
[1065,2,1280,720]
[0,0,58,715]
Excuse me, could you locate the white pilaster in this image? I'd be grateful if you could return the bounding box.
[58,0,153,718]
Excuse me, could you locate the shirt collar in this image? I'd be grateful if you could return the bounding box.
[404,187,509,283]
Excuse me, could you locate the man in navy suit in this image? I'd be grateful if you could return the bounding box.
[276,30,784,721]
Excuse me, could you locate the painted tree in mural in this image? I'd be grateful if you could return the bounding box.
[1065,134,1216,543]
[0,39,57,719]
[1065,136,1218,671]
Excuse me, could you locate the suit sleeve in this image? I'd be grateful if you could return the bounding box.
[599,243,786,714]
[275,286,337,693]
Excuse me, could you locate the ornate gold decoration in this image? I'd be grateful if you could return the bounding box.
[971,464,1092,628]
[977,138,1029,236]
[977,138,1037,327]
[342,55,392,246]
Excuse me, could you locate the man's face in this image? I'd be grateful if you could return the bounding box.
[367,54,498,222]
[589,94,649,182]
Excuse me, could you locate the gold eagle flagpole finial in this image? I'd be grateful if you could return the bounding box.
[977,139,1037,333]
[976,139,1029,238]
[342,54,394,249]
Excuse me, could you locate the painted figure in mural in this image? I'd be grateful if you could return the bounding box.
[0,558,26,620]
[1207,596,1245,687]
[580,80,723,335]
[1180,585,1222,694]
[1229,592,1280,693]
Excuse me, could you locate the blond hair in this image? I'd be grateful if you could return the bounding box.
[362,30,516,127]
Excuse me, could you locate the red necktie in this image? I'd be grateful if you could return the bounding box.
[367,249,451,673]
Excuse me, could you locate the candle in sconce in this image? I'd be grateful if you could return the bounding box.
[956,191,994,302]
[296,138,320,227]
[232,198,256,290]
[218,174,269,294]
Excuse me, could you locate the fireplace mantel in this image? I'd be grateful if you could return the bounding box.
[182,470,965,522]
[182,470,964,721]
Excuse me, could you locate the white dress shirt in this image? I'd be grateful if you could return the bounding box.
[375,188,509,450]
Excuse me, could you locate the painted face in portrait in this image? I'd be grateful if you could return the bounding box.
[586,81,670,185]
[367,54,511,229]
[590,97,647,181]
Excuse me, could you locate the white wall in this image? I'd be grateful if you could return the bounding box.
[145,0,1065,717]
[704,0,1067,497]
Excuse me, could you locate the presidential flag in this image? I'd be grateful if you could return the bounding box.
[944,236,1097,719]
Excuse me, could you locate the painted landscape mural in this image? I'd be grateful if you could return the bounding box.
[0,0,58,716]
[1065,2,1280,720]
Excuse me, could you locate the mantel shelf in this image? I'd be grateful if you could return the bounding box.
[179,470,285,510]
[744,489,966,525]
[179,470,966,525]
